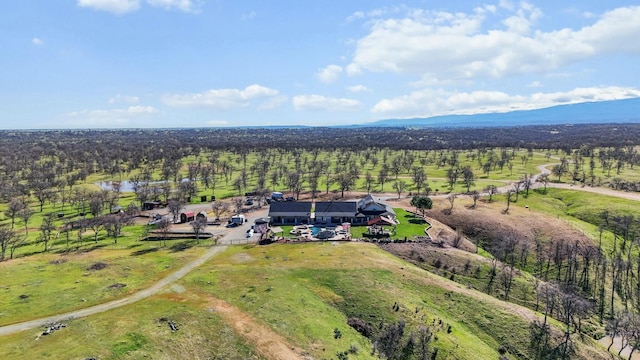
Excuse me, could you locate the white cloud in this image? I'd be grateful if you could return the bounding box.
[146,0,199,13]
[372,86,640,118]
[347,85,371,93]
[77,0,199,14]
[345,63,362,76]
[77,0,141,14]
[317,65,343,83]
[32,38,44,46]
[293,95,361,111]
[242,11,256,20]
[108,94,140,104]
[62,105,158,127]
[258,95,288,110]
[163,84,280,109]
[206,120,229,126]
[527,80,543,88]
[345,5,640,81]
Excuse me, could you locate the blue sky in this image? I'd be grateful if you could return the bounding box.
[1,0,639,129]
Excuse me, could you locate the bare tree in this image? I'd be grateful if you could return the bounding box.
[470,190,480,208]
[446,167,459,191]
[168,199,184,223]
[19,206,34,235]
[484,184,499,202]
[461,165,475,193]
[5,197,26,229]
[0,225,18,261]
[393,180,407,199]
[377,166,389,191]
[156,217,172,247]
[211,201,229,220]
[499,264,516,300]
[364,171,374,194]
[191,217,207,244]
[538,173,550,192]
[415,325,434,360]
[447,193,457,213]
[504,190,515,213]
[87,216,105,243]
[412,166,427,195]
[89,192,104,217]
[7,234,26,260]
[232,197,244,214]
[104,213,133,244]
[38,213,56,252]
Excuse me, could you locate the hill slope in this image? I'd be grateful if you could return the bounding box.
[365,97,640,128]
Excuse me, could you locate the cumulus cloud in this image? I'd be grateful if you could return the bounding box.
[347,85,371,93]
[317,65,343,83]
[527,81,543,88]
[372,86,640,118]
[77,0,141,14]
[62,105,158,127]
[293,95,361,111]
[346,4,640,81]
[77,0,200,14]
[258,95,288,110]
[163,84,280,109]
[32,38,44,46]
[146,0,199,13]
[108,94,140,104]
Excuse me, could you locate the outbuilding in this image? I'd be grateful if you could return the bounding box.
[180,211,195,223]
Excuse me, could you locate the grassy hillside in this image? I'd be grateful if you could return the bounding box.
[0,241,612,359]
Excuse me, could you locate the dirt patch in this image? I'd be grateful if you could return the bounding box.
[107,283,127,289]
[49,259,68,265]
[424,196,595,255]
[87,262,108,271]
[206,297,304,360]
[230,252,253,264]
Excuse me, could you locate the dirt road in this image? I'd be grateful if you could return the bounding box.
[0,209,267,337]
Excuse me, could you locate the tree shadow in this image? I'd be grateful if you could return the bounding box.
[169,241,196,253]
[130,247,160,256]
[408,218,428,224]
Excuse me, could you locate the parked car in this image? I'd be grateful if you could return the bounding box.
[285,196,295,202]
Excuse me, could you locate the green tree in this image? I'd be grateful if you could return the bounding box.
[410,196,433,217]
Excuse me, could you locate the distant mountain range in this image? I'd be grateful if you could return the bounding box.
[356,97,640,128]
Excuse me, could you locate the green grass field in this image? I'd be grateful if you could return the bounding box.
[0,243,205,327]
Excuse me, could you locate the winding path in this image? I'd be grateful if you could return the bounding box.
[0,208,268,337]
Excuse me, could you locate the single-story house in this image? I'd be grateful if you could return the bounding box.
[356,194,398,224]
[268,201,312,225]
[268,196,397,227]
[314,201,361,225]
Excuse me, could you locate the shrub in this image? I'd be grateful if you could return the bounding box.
[347,317,374,338]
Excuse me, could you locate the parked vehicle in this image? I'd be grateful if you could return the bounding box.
[230,214,246,225]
